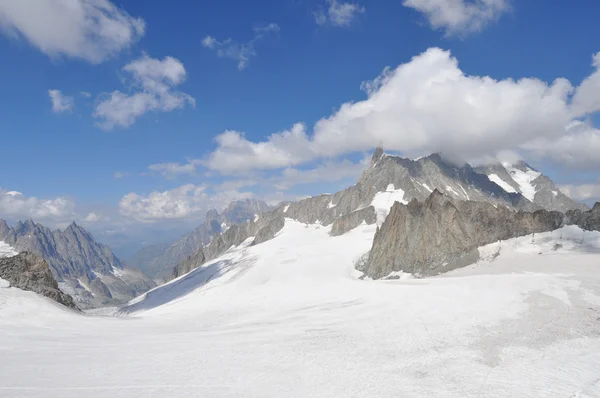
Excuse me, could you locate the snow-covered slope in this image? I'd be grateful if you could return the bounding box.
[0,241,17,258]
[2,219,600,397]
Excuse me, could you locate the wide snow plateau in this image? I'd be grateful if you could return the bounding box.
[1,221,600,397]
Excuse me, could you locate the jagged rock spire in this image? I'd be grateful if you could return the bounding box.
[370,147,384,167]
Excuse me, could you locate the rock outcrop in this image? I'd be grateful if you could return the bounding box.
[361,191,565,279]
[0,220,155,308]
[0,252,79,310]
[330,206,377,236]
[565,203,600,232]
[172,250,206,280]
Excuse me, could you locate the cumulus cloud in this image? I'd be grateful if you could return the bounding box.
[402,0,509,36]
[48,89,74,113]
[93,54,195,129]
[570,52,600,117]
[206,47,600,174]
[0,0,144,63]
[523,121,600,171]
[0,189,76,222]
[315,0,365,27]
[206,123,314,174]
[119,184,255,222]
[202,23,279,70]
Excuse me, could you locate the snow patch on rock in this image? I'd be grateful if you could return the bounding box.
[488,173,517,193]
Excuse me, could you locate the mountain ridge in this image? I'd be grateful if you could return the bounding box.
[0,219,155,308]
[167,150,588,281]
[127,198,273,281]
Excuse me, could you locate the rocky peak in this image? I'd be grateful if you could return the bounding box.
[593,202,600,214]
[205,209,220,221]
[370,147,384,167]
[424,189,446,208]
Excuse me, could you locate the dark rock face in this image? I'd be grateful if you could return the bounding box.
[565,203,600,232]
[362,191,565,279]
[0,252,79,310]
[330,206,377,236]
[252,216,285,246]
[172,250,206,280]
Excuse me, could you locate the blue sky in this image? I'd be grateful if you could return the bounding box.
[1,0,600,254]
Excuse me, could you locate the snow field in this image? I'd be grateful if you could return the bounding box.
[0,222,599,397]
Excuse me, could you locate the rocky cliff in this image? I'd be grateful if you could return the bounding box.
[0,220,155,308]
[565,203,600,232]
[361,190,594,279]
[0,252,79,310]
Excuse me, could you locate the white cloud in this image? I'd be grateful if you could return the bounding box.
[315,0,365,27]
[148,159,203,178]
[402,0,509,36]
[0,0,144,63]
[571,52,600,117]
[558,182,600,203]
[523,121,600,171]
[206,123,314,174]
[80,91,92,98]
[48,89,74,113]
[206,47,600,174]
[0,189,76,222]
[202,23,279,70]
[272,158,368,190]
[93,54,195,129]
[119,184,255,222]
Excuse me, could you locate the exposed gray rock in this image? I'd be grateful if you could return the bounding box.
[362,191,565,279]
[252,216,285,245]
[330,206,377,236]
[127,199,273,281]
[565,203,600,232]
[0,220,155,308]
[172,250,206,280]
[0,252,79,310]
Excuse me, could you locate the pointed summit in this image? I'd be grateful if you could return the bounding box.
[370,147,384,167]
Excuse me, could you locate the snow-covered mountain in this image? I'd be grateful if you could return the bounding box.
[166,149,588,280]
[475,160,587,212]
[0,219,155,308]
[127,199,273,281]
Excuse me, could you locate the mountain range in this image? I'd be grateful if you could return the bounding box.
[0,220,155,308]
[167,149,589,281]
